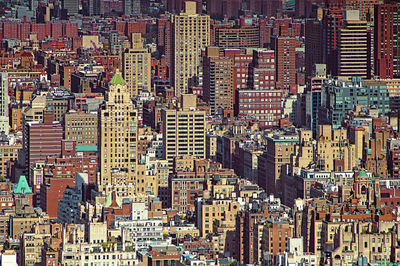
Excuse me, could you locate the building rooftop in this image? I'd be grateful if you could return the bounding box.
[13,176,32,194]
[110,72,126,85]
[76,145,97,152]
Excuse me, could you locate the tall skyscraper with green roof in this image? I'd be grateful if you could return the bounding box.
[98,71,138,195]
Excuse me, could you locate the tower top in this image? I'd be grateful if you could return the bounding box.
[183,1,197,15]
[110,70,126,85]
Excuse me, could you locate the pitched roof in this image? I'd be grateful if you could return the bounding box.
[358,170,368,178]
[13,176,33,194]
[104,191,122,208]
[109,73,126,85]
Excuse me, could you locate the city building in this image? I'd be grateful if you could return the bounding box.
[275,34,298,92]
[24,111,63,173]
[62,0,79,16]
[214,25,260,49]
[261,221,294,264]
[0,138,22,178]
[122,33,151,97]
[138,245,181,265]
[237,49,282,128]
[275,237,317,266]
[305,19,324,78]
[114,202,164,249]
[320,77,389,129]
[374,3,400,79]
[197,198,240,237]
[98,71,138,195]
[258,131,299,196]
[0,73,9,134]
[171,1,210,96]
[203,47,234,115]
[337,10,370,78]
[64,110,98,146]
[2,1,400,265]
[206,0,241,18]
[162,95,206,169]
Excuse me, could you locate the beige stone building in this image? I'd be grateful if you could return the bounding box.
[122,33,151,97]
[82,35,100,50]
[258,132,299,196]
[22,94,47,124]
[136,164,159,197]
[383,79,400,97]
[329,222,393,265]
[21,231,51,266]
[11,215,50,240]
[162,95,206,170]
[171,1,210,96]
[98,72,138,195]
[292,129,315,172]
[315,125,356,171]
[146,159,169,204]
[293,125,358,174]
[0,142,22,178]
[199,199,239,236]
[64,111,98,146]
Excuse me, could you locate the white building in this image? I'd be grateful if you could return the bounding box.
[114,203,165,249]
[275,238,317,266]
[0,250,17,266]
[61,242,138,266]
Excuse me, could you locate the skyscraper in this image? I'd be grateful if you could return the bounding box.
[203,47,234,115]
[237,49,282,128]
[98,71,138,194]
[162,94,206,169]
[337,10,370,78]
[374,3,400,79]
[122,33,151,97]
[123,0,132,16]
[0,73,9,135]
[62,0,79,16]
[171,1,210,97]
[25,111,63,172]
[87,0,104,16]
[275,35,298,92]
[123,0,141,16]
[132,0,141,15]
[157,19,172,67]
[324,9,344,76]
[305,19,324,78]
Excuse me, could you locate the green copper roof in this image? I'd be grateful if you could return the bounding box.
[358,170,368,178]
[110,73,126,85]
[76,145,98,152]
[104,191,122,208]
[13,176,32,194]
